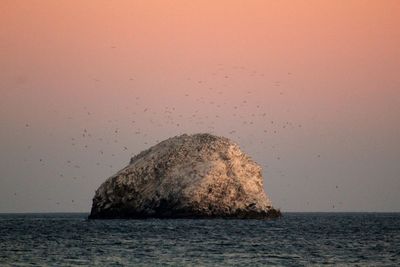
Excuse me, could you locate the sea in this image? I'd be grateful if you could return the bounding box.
[0,213,399,266]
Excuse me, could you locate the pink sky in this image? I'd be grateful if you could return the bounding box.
[1,1,399,212]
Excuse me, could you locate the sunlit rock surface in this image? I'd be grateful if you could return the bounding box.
[89,133,280,219]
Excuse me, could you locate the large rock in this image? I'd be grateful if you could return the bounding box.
[89,133,280,219]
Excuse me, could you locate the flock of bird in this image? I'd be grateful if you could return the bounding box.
[17,64,339,210]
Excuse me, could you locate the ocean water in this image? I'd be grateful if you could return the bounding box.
[0,213,399,266]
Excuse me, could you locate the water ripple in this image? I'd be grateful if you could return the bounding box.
[0,213,399,266]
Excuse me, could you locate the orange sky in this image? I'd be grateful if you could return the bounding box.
[1,1,399,212]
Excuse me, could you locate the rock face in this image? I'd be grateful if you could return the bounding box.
[89,133,280,219]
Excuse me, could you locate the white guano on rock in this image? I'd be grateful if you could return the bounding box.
[89,133,280,219]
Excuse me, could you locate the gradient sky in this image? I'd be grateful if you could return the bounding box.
[1,0,399,212]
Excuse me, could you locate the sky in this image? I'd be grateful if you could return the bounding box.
[0,0,399,213]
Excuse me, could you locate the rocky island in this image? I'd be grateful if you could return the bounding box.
[89,133,281,219]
